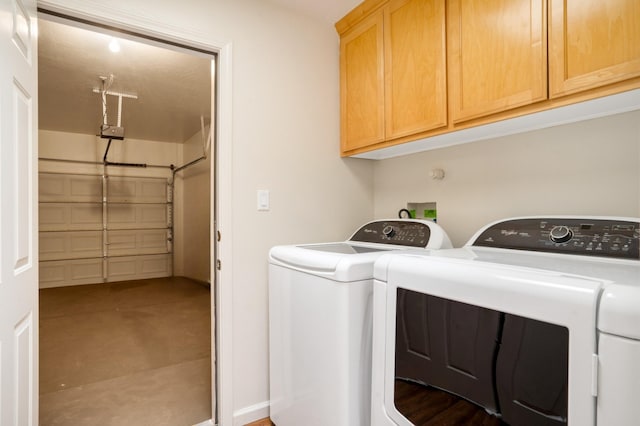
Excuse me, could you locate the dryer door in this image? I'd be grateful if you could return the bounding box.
[374,254,602,426]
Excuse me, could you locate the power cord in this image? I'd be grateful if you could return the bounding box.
[398,209,413,219]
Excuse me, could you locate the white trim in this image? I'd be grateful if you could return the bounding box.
[216,41,234,426]
[354,88,640,160]
[232,400,270,426]
[36,2,234,425]
[37,0,227,52]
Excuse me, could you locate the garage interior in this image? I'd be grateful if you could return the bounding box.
[37,15,215,425]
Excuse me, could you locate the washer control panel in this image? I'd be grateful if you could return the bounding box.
[350,220,432,248]
[473,218,640,259]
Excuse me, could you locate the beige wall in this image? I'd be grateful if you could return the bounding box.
[39,130,180,177]
[39,0,375,423]
[374,110,640,247]
[214,4,375,419]
[173,127,211,283]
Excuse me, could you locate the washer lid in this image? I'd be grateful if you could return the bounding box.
[268,219,452,281]
[269,243,397,282]
[298,243,387,254]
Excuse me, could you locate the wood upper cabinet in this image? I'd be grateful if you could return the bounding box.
[447,0,547,123]
[549,0,640,98]
[338,0,447,153]
[384,0,447,139]
[340,11,385,152]
[337,0,640,157]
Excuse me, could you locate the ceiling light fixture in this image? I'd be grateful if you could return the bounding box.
[108,37,120,53]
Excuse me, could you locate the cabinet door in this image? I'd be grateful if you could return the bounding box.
[385,0,447,139]
[340,11,385,152]
[448,0,547,123]
[549,0,640,98]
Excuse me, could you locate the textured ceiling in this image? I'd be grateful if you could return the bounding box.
[38,18,212,143]
[38,0,360,143]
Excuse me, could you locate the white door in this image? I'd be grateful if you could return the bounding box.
[0,0,39,424]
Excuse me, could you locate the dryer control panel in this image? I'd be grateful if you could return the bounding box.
[350,220,432,248]
[473,218,640,260]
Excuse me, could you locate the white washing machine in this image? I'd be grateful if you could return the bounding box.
[371,216,640,426]
[268,219,452,426]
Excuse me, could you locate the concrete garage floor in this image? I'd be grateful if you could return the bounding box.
[39,277,212,426]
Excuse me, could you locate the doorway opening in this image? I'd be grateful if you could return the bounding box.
[36,11,217,425]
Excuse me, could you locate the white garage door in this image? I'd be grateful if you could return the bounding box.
[39,172,172,288]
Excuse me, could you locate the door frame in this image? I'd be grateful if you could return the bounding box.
[36,2,234,424]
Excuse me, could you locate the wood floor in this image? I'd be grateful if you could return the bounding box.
[394,379,506,426]
[267,380,504,426]
[39,277,212,426]
[246,419,274,426]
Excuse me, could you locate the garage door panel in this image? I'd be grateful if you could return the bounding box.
[39,204,66,229]
[39,203,102,231]
[70,204,103,227]
[108,179,136,201]
[39,258,104,288]
[39,174,65,199]
[107,204,167,229]
[106,254,171,282]
[39,234,66,259]
[108,229,168,256]
[71,232,103,254]
[39,231,103,261]
[140,231,168,250]
[140,205,167,224]
[107,257,136,277]
[39,173,101,202]
[108,176,167,203]
[141,256,170,274]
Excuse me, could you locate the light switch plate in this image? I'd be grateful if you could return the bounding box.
[257,189,270,211]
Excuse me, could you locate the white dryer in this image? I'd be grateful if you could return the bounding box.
[268,219,452,426]
[371,216,640,426]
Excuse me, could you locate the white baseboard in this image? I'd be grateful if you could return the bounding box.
[192,420,214,426]
[233,400,270,426]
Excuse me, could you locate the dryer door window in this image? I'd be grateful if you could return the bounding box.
[394,289,569,425]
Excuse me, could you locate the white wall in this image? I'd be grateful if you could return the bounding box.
[38,1,375,424]
[374,110,640,246]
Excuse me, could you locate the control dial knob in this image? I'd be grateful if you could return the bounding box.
[382,225,396,238]
[549,225,573,243]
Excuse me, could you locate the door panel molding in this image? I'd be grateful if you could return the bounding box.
[13,78,33,273]
[14,311,34,426]
[12,0,32,61]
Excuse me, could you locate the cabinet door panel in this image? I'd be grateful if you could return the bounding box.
[549,0,640,98]
[385,0,447,139]
[340,12,385,152]
[448,0,547,123]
